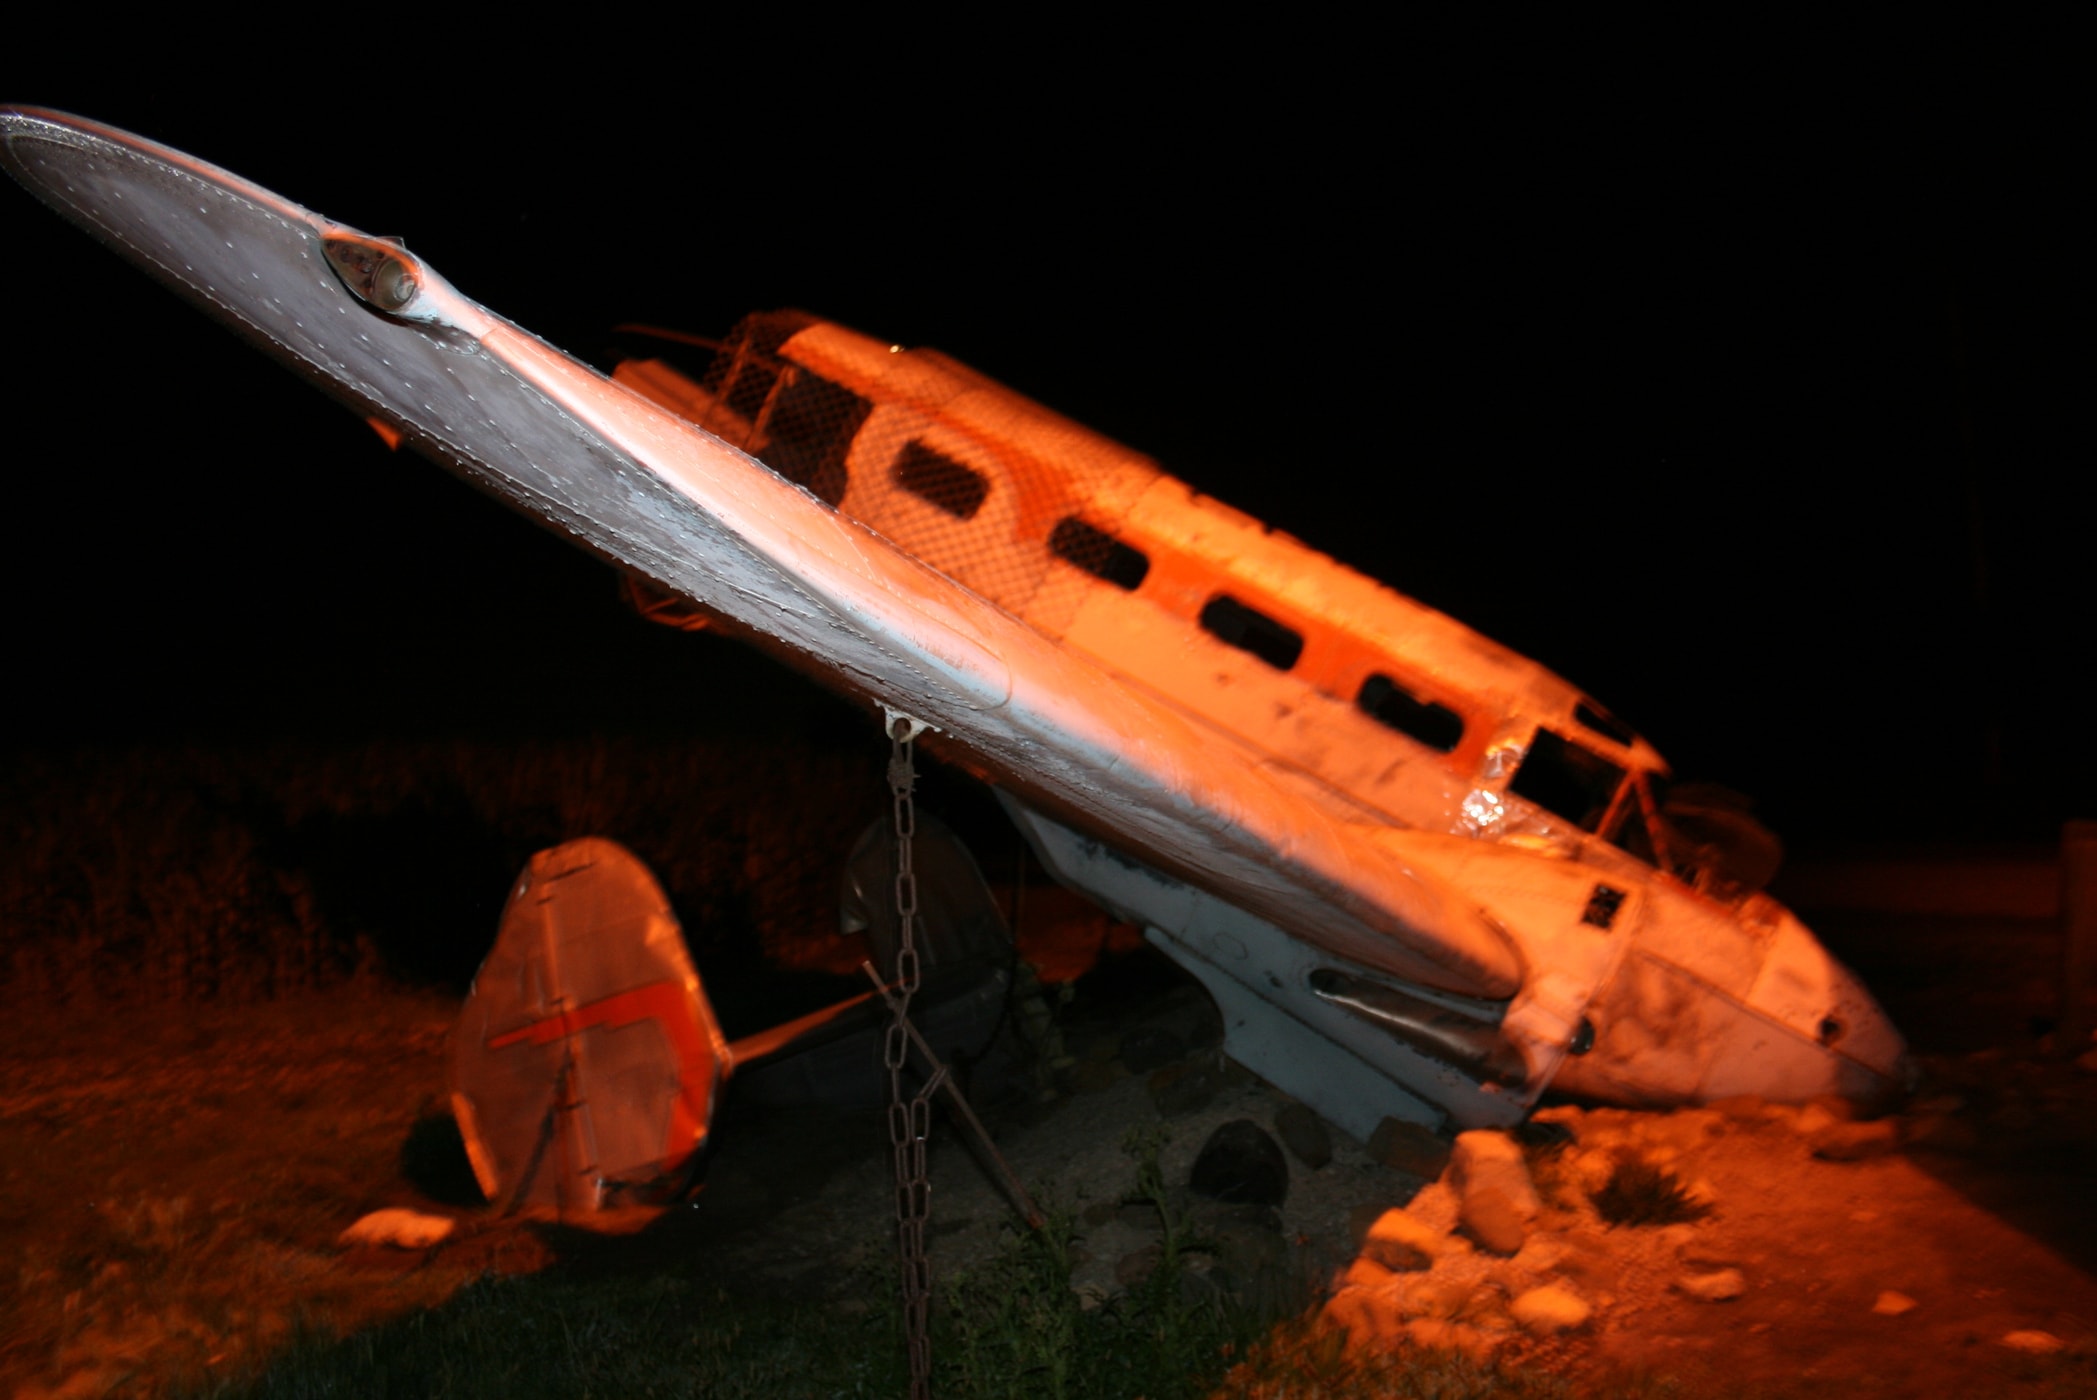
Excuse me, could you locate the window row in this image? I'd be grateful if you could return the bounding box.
[1049,512,1468,756]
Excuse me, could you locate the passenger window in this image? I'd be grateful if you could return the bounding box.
[893,439,990,520]
[1357,673,1465,753]
[1199,595,1304,672]
[1509,728,1626,833]
[1049,517,1150,591]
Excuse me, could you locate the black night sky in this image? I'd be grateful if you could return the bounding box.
[0,40,2081,850]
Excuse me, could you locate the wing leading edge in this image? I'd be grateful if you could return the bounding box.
[0,108,1524,1008]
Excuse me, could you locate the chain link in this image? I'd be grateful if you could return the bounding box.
[883,715,938,1399]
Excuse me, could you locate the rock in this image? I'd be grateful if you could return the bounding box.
[1550,1245,1618,1298]
[1397,1275,1471,1320]
[1193,1198,1283,1236]
[1189,1119,1289,1207]
[1667,1107,1729,1142]
[339,1208,455,1249]
[1079,1029,1122,1063]
[1567,1147,1618,1196]
[1404,1317,1496,1356]
[1457,1283,1516,1333]
[1807,1092,1861,1124]
[1708,1094,1771,1123]
[1115,1244,1161,1287]
[1274,1102,1333,1169]
[1082,1200,1117,1227]
[1148,1057,1224,1117]
[1516,1118,1576,1150]
[1901,1113,1979,1154]
[1325,1286,1404,1352]
[1359,1207,1443,1272]
[1341,1256,1395,1290]
[1206,1211,1288,1284]
[1459,1186,1528,1255]
[1071,1060,1124,1094]
[1118,1025,1186,1074]
[1449,1130,1542,1220]
[1511,1233,1570,1273]
[2001,1330,2065,1354]
[1790,1101,1842,1137]
[1811,1119,1900,1161]
[1511,1284,1591,1334]
[1679,1245,1739,1273]
[1116,1200,1165,1231]
[1873,1290,1917,1316]
[1677,1268,1746,1302]
[1175,1265,1225,1313]
[1368,1117,1452,1177]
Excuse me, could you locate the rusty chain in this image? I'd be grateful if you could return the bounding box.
[883,713,939,1399]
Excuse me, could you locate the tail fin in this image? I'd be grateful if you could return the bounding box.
[451,838,729,1215]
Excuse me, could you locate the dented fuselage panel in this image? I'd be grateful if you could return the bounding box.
[0,108,1910,1136]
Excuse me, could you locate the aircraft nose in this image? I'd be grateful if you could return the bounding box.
[1748,912,1911,1105]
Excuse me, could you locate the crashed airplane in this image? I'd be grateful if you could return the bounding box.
[1,108,1908,1149]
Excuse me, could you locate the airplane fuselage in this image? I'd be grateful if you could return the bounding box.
[0,109,1911,1139]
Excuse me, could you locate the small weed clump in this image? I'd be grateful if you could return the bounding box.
[1591,1152,1713,1228]
[939,1127,1257,1399]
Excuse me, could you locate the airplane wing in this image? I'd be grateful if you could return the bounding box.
[0,107,1523,1003]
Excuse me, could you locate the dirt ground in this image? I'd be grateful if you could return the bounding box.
[4,921,2096,1398]
[663,950,2097,1398]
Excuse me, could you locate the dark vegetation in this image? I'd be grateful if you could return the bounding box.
[0,737,891,1019]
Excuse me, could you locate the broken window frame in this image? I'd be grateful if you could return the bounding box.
[1507,727,1629,835]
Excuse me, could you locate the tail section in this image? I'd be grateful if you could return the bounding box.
[451,839,729,1215]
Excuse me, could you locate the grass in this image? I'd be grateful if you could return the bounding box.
[1589,1153,1714,1229]
[187,1274,909,1400]
[181,1151,1260,1400]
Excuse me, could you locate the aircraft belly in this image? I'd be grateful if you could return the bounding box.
[1005,797,1536,1133]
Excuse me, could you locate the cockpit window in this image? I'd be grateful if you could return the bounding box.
[1509,728,1626,833]
[1357,673,1465,753]
[762,367,867,507]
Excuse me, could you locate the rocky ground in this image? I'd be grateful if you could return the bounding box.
[8,947,2097,1398]
[636,950,2097,1396]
